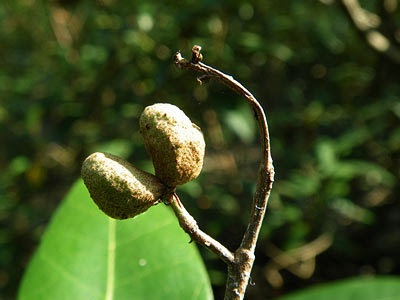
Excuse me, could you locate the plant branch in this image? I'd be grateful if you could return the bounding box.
[167,192,235,264]
[174,46,275,300]
[339,0,400,64]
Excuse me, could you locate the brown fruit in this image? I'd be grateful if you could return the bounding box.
[140,103,206,187]
[81,152,166,219]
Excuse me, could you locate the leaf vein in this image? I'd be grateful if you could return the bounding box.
[39,252,103,299]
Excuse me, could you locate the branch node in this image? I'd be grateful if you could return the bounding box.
[249,276,256,286]
[255,205,264,211]
[174,51,188,68]
[191,45,203,63]
[197,74,211,85]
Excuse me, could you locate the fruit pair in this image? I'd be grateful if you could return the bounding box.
[82,103,205,219]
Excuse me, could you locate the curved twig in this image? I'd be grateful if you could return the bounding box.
[173,46,275,300]
[167,192,235,264]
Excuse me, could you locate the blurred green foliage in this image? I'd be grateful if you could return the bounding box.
[0,0,399,299]
[281,276,400,300]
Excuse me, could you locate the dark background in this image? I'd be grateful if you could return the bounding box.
[1,0,399,299]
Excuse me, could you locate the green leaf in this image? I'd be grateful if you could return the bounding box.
[223,105,256,144]
[330,198,375,224]
[280,276,400,300]
[18,180,213,300]
[315,139,337,175]
[94,139,134,159]
[277,171,321,198]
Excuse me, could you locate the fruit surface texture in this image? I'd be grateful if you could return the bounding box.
[140,103,205,187]
[81,152,166,219]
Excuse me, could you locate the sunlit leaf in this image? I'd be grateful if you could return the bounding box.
[18,180,213,300]
[280,276,400,300]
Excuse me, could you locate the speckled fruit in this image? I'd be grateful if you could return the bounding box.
[140,103,205,187]
[81,152,166,219]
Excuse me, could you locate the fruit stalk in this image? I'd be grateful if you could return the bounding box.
[166,192,234,264]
